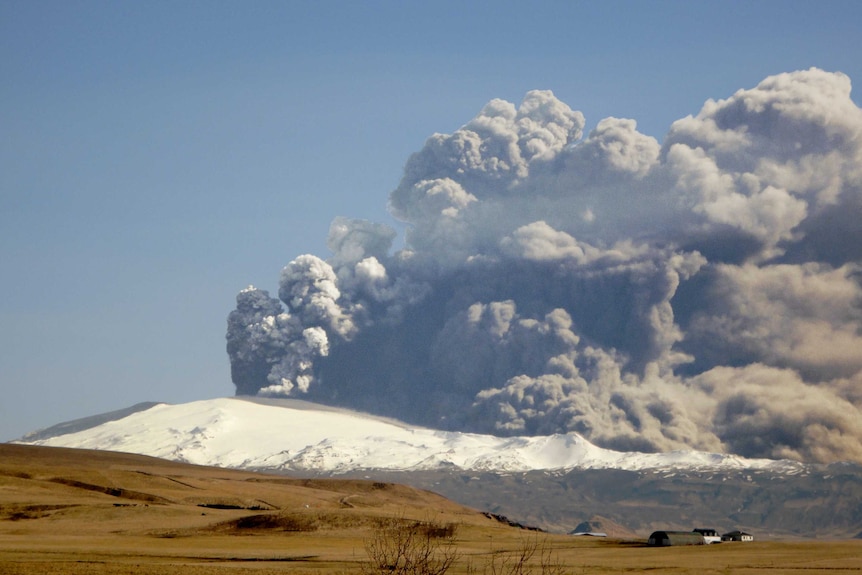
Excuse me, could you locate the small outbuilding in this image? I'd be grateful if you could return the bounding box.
[721,530,754,542]
[647,531,705,546]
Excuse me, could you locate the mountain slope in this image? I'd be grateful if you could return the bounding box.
[17,401,161,442]
[16,397,802,474]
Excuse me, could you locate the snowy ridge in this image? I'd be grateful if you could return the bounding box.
[18,397,804,474]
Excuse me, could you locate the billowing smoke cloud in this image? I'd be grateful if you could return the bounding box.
[227,69,862,464]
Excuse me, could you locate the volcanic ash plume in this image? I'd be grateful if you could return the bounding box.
[227,70,862,464]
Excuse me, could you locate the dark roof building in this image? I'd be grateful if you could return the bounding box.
[721,530,754,542]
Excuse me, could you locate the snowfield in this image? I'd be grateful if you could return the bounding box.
[18,397,804,474]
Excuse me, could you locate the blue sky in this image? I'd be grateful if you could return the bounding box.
[2,0,861,441]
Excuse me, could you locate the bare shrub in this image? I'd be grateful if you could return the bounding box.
[470,535,567,575]
[362,517,459,575]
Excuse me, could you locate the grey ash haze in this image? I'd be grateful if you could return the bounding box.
[227,69,862,464]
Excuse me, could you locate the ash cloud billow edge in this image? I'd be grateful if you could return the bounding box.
[227,69,862,464]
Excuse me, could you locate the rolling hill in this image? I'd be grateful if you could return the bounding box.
[2,443,861,575]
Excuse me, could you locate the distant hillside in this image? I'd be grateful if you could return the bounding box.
[333,464,862,539]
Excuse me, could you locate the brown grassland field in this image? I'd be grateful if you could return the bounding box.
[0,443,859,575]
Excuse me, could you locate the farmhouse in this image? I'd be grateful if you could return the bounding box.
[722,530,754,542]
[693,528,721,544]
[647,530,705,546]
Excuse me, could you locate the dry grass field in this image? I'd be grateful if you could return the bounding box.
[1,444,859,575]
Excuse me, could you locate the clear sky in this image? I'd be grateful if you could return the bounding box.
[2,0,861,441]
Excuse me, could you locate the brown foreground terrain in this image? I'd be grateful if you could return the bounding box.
[1,444,860,575]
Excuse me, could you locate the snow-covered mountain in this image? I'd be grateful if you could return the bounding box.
[16,397,805,475]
